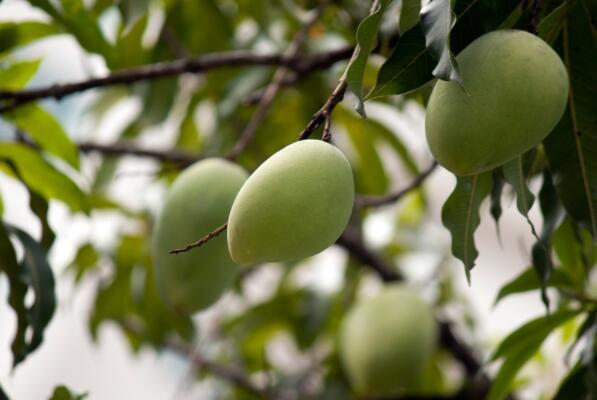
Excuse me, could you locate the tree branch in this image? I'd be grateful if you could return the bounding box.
[78,141,199,166]
[356,161,439,207]
[0,47,352,113]
[170,223,228,254]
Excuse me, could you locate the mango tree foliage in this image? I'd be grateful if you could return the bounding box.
[0,0,595,399]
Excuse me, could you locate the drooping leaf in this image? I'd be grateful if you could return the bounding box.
[115,14,149,69]
[0,144,88,213]
[368,0,520,98]
[0,60,41,90]
[531,170,564,308]
[0,22,61,57]
[0,224,28,367]
[502,156,538,240]
[488,308,584,400]
[69,243,99,283]
[490,169,505,239]
[553,218,596,287]
[9,227,56,357]
[28,190,55,251]
[442,172,492,282]
[553,361,593,400]
[346,0,392,116]
[544,3,597,239]
[494,267,572,305]
[7,105,79,169]
[420,0,462,84]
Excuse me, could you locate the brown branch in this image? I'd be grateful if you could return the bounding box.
[0,47,352,113]
[356,161,439,207]
[297,78,346,140]
[78,141,200,166]
[226,4,328,160]
[170,223,228,254]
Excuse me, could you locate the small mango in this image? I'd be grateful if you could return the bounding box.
[152,159,248,314]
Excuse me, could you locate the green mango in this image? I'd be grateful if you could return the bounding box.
[152,159,248,314]
[425,30,569,176]
[227,140,354,265]
[339,285,438,397]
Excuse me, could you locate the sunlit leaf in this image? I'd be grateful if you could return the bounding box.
[0,22,61,57]
[48,385,87,400]
[7,105,79,169]
[0,144,88,213]
[0,60,41,89]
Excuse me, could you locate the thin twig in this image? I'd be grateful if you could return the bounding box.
[170,223,228,254]
[226,4,328,160]
[356,161,439,207]
[321,111,332,142]
[0,48,351,113]
[297,77,347,140]
[527,0,543,34]
[78,141,200,166]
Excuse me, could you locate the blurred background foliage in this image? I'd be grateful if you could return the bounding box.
[0,0,596,399]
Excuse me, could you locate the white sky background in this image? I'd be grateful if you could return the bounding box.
[0,1,568,399]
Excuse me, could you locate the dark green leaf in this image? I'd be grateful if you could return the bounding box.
[441,172,492,282]
[0,22,60,57]
[502,156,538,240]
[0,224,28,367]
[537,1,573,44]
[0,60,41,89]
[544,3,597,238]
[490,169,505,238]
[420,0,462,84]
[346,0,392,116]
[553,218,596,287]
[3,225,57,366]
[488,308,583,400]
[69,243,99,282]
[48,385,87,400]
[531,170,564,308]
[7,105,79,169]
[28,190,55,251]
[553,361,592,400]
[494,267,572,305]
[0,144,88,213]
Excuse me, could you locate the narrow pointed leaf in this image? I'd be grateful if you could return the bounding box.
[346,0,392,116]
[441,172,492,281]
[0,144,88,213]
[544,4,597,239]
[494,267,572,305]
[0,60,41,89]
[502,156,538,239]
[420,0,462,83]
[490,170,505,238]
[399,0,421,34]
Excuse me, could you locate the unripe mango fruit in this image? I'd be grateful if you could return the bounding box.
[425,29,568,176]
[227,140,354,265]
[152,159,248,314]
[339,285,438,397]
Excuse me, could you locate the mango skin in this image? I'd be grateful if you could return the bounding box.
[152,159,248,314]
[227,140,354,265]
[425,30,569,176]
[339,285,438,397]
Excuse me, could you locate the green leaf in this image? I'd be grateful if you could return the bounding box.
[537,1,573,44]
[441,172,492,282]
[28,190,55,251]
[544,3,597,238]
[420,0,462,84]
[0,60,41,90]
[115,14,149,68]
[0,22,61,57]
[0,144,88,213]
[335,107,389,195]
[553,218,596,287]
[488,308,583,400]
[502,156,538,240]
[399,0,421,34]
[7,105,79,169]
[48,385,87,400]
[9,227,56,357]
[0,224,28,367]
[494,267,572,305]
[346,0,392,116]
[531,171,564,308]
[69,243,99,282]
[553,361,592,400]
[490,170,505,238]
